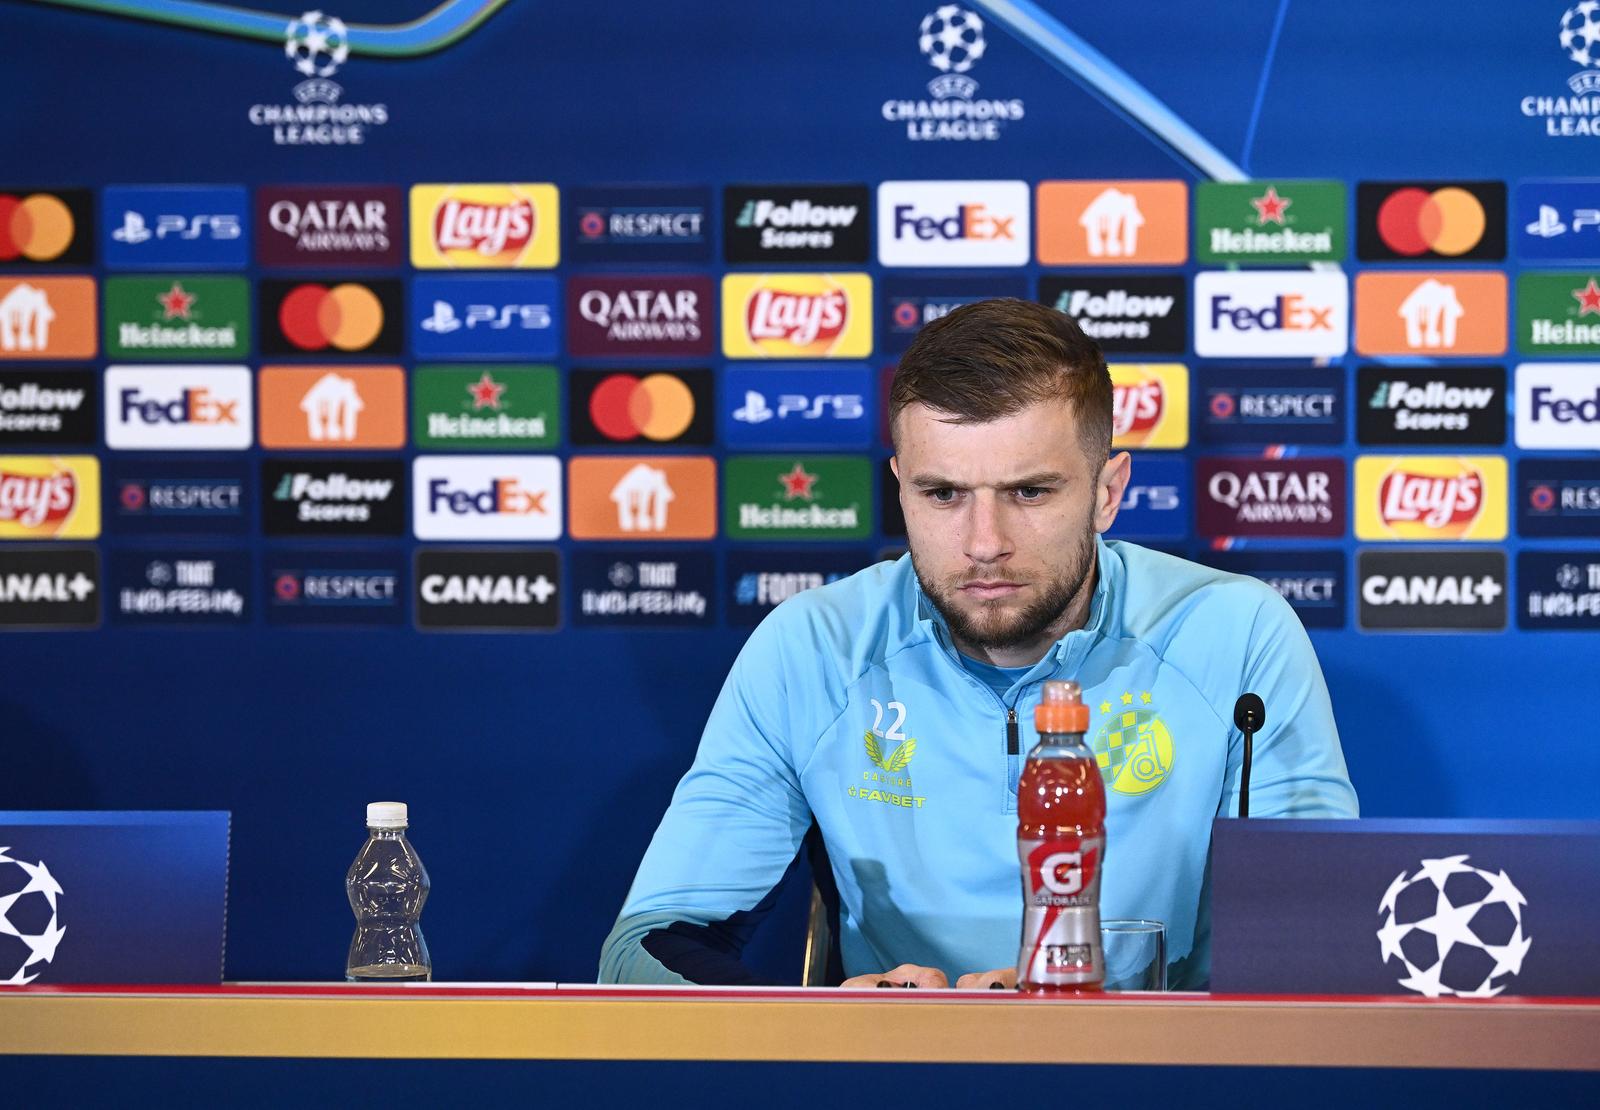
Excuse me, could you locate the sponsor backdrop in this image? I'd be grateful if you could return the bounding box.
[2,0,1599,986]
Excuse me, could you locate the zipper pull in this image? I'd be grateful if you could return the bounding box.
[1006,706,1019,755]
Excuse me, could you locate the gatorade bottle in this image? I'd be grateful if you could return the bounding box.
[345,801,432,982]
[1016,680,1106,993]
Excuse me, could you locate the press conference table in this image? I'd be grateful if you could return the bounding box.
[3,984,1598,1105]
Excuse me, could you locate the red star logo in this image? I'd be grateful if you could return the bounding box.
[1573,278,1600,316]
[157,282,197,320]
[779,463,818,500]
[1250,185,1291,225]
[467,372,507,409]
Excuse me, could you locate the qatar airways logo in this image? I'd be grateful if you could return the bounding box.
[1196,458,1346,538]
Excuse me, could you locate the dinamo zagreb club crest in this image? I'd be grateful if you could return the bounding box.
[1090,691,1174,796]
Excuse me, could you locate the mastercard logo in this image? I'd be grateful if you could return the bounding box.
[277,283,384,352]
[588,373,697,442]
[1375,187,1486,257]
[0,193,76,262]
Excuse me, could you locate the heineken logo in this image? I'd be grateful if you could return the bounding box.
[412,366,558,449]
[103,276,249,358]
[1195,180,1346,264]
[1518,272,1600,353]
[724,455,871,540]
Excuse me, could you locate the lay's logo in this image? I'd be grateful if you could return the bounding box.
[1356,455,1507,541]
[410,185,559,269]
[1108,364,1188,449]
[722,274,873,358]
[0,455,100,538]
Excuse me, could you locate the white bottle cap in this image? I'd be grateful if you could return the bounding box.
[366,801,408,828]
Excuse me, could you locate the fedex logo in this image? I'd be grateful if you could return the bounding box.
[413,456,562,540]
[892,204,1014,243]
[119,387,238,426]
[104,366,252,450]
[428,478,547,516]
[1207,294,1334,333]
[1516,364,1600,449]
[1194,272,1348,358]
[877,181,1030,267]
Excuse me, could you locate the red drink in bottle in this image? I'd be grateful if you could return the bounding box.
[1016,679,1106,993]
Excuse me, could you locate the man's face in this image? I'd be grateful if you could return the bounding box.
[891,397,1129,659]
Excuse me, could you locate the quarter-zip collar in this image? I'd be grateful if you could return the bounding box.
[906,534,1119,682]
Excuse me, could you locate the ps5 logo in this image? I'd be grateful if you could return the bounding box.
[732,391,864,424]
[1121,484,1180,512]
[111,211,242,244]
[419,301,552,333]
[1525,204,1600,239]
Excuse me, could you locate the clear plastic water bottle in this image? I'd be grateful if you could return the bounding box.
[345,801,432,982]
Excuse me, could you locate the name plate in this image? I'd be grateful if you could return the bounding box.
[1212,818,1600,998]
[0,812,229,984]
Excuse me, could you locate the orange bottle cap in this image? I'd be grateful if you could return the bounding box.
[1035,679,1089,734]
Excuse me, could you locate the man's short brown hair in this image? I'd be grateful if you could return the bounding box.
[889,298,1112,465]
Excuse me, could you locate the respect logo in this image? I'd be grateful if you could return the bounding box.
[0,455,99,538]
[722,274,873,358]
[1355,456,1508,541]
[409,184,558,269]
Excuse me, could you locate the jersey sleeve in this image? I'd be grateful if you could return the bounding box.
[1216,588,1361,820]
[598,604,820,984]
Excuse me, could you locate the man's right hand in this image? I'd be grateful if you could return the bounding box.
[839,963,948,989]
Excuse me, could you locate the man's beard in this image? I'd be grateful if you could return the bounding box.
[911,521,1098,653]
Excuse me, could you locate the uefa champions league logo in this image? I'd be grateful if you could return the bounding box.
[919,5,986,75]
[0,847,66,985]
[1560,3,1600,85]
[286,10,350,79]
[1376,855,1531,998]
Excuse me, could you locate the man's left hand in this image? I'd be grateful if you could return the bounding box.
[954,968,1017,990]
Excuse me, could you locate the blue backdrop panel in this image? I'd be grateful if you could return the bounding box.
[1,0,1596,984]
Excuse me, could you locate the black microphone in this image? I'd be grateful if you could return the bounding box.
[1232,693,1265,819]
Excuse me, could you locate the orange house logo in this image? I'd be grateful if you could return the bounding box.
[1355,272,1507,356]
[1036,181,1189,266]
[0,277,96,360]
[259,366,406,449]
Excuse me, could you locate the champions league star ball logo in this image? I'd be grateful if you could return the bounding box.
[1376,855,1531,998]
[919,5,986,75]
[1559,2,1600,93]
[0,847,66,985]
[286,10,350,79]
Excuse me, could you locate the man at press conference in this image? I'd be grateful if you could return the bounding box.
[599,298,1359,989]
